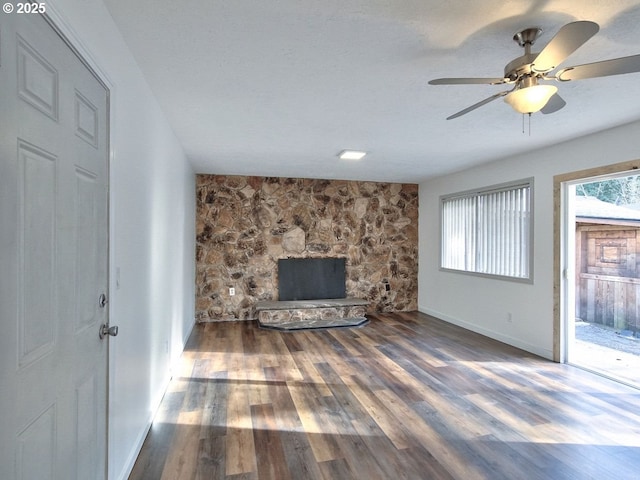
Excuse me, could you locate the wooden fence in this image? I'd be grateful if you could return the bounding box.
[576,224,640,333]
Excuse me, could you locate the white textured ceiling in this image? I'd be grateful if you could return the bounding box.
[103,0,640,183]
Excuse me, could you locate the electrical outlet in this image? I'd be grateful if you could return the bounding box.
[229,287,235,296]
[507,312,513,323]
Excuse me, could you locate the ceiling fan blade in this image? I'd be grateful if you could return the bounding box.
[429,77,507,85]
[541,93,566,114]
[556,54,640,81]
[532,21,599,73]
[446,91,510,120]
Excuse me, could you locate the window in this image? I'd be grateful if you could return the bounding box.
[441,179,533,281]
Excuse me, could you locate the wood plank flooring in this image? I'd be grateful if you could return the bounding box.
[128,312,640,480]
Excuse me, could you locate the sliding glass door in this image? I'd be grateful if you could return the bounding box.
[563,173,640,388]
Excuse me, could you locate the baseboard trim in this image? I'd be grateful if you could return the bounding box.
[418,305,553,360]
[116,319,196,480]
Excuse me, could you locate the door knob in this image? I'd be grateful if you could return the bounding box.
[99,324,118,339]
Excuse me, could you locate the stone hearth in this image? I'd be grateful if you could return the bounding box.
[255,298,369,331]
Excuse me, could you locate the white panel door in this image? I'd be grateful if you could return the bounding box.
[0,12,110,480]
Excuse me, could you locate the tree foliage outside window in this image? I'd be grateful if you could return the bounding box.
[576,176,640,205]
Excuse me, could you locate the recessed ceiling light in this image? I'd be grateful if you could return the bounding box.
[338,150,367,161]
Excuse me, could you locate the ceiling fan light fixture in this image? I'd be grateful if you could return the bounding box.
[504,84,558,114]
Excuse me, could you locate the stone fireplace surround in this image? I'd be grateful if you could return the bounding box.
[196,175,418,322]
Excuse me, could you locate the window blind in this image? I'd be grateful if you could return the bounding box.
[441,182,531,279]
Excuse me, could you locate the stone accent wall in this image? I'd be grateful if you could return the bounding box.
[195,175,418,322]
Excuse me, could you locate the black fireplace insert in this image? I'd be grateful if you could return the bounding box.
[278,257,346,301]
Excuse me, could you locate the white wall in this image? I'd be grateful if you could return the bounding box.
[419,120,640,360]
[47,1,196,479]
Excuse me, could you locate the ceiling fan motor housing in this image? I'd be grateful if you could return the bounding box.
[504,28,545,81]
[504,53,539,81]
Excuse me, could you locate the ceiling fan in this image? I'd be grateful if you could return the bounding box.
[429,21,640,120]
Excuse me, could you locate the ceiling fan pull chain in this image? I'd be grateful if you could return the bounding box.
[521,113,533,136]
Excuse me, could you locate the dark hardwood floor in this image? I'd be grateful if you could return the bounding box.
[129,312,640,480]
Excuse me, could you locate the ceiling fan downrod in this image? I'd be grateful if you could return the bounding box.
[513,27,542,54]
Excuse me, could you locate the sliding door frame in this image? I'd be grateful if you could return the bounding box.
[553,159,640,362]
